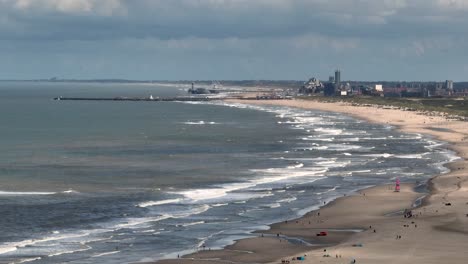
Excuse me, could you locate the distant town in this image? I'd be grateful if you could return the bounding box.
[6,74,468,98]
[299,70,468,98]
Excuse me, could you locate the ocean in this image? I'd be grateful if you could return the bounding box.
[0,82,457,263]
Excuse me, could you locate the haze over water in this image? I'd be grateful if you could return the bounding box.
[0,82,456,263]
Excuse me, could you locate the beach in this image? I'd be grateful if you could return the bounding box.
[156,98,468,264]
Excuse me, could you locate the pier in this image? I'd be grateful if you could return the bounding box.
[54,96,219,102]
[53,95,292,102]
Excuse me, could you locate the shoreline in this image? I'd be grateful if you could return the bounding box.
[156,98,467,264]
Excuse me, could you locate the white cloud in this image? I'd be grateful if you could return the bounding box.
[436,0,468,9]
[3,0,124,15]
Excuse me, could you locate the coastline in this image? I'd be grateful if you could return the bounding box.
[155,98,468,264]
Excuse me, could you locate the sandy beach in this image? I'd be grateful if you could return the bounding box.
[156,98,468,264]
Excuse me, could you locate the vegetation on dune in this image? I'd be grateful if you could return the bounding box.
[298,96,468,117]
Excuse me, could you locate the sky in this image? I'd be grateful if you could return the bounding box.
[1,0,468,81]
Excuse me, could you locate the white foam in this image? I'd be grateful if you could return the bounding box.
[361,137,388,140]
[0,191,56,196]
[318,186,340,195]
[277,196,297,203]
[327,144,361,151]
[277,120,301,124]
[314,128,343,135]
[394,153,427,159]
[298,146,329,151]
[62,189,79,194]
[267,203,281,208]
[337,137,360,142]
[134,229,155,233]
[363,153,393,158]
[212,203,228,207]
[47,245,91,257]
[137,198,183,208]
[116,215,171,229]
[183,121,219,125]
[179,221,205,227]
[287,163,304,169]
[16,257,42,263]
[0,231,95,255]
[305,136,334,142]
[92,251,120,258]
[351,170,371,174]
[119,204,211,229]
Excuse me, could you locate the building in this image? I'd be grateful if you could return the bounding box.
[299,77,323,94]
[334,70,341,89]
[329,76,334,83]
[446,80,454,90]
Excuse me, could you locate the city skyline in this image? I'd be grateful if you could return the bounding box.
[1,1,468,81]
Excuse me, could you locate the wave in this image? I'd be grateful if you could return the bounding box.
[314,127,343,135]
[172,164,325,202]
[62,189,79,194]
[297,146,329,151]
[212,203,228,207]
[0,189,79,196]
[183,121,219,125]
[303,136,334,142]
[277,196,297,203]
[0,231,98,255]
[115,215,171,229]
[394,153,428,159]
[47,245,91,257]
[137,198,183,208]
[316,185,340,195]
[119,204,211,230]
[0,191,56,196]
[363,153,394,158]
[317,160,350,168]
[287,163,304,169]
[177,221,205,227]
[92,251,120,258]
[361,137,388,140]
[16,257,43,263]
[265,203,281,208]
[277,120,302,124]
[326,144,362,151]
[336,137,360,142]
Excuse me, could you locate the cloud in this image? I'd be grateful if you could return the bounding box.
[1,0,467,41]
[0,0,467,80]
[1,0,124,15]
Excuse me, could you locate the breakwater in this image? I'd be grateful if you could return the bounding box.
[53,96,292,102]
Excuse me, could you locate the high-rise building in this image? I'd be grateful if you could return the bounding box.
[329,76,334,83]
[334,70,341,89]
[445,80,454,91]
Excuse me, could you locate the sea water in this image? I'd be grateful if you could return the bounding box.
[0,82,457,263]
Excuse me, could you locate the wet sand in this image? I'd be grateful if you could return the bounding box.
[155,98,468,264]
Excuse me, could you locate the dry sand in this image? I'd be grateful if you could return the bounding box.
[155,98,468,264]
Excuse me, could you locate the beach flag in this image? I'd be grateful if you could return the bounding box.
[395,178,400,192]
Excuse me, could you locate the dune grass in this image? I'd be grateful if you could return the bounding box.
[298,96,468,117]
